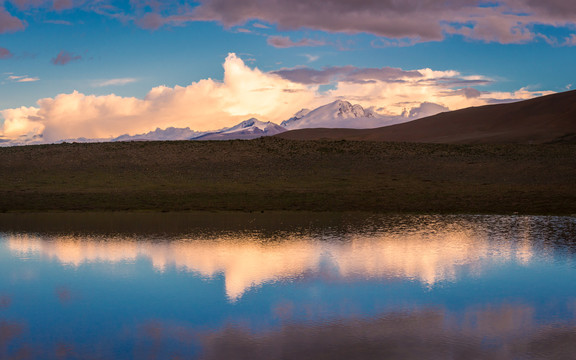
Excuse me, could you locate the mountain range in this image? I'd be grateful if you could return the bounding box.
[4,90,575,146]
[74,99,397,143]
[277,90,576,144]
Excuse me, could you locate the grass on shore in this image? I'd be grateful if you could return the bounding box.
[0,138,575,215]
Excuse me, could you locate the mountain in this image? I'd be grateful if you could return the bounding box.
[276,90,576,144]
[282,100,394,130]
[192,118,287,140]
[280,108,311,128]
[113,127,204,142]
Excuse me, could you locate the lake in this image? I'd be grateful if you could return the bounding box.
[1,213,575,359]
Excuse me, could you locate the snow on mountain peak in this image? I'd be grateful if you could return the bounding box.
[192,118,286,140]
[281,108,311,128]
[221,118,280,134]
[293,108,311,118]
[282,100,379,130]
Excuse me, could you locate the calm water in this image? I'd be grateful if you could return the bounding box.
[1,213,576,359]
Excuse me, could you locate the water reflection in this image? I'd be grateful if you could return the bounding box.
[3,302,576,360]
[195,304,576,360]
[0,214,575,359]
[6,221,542,301]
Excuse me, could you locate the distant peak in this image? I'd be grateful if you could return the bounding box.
[293,108,311,118]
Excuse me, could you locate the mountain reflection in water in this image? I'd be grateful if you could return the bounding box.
[7,221,537,301]
[1,214,576,359]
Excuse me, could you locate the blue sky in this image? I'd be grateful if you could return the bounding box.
[1,0,575,142]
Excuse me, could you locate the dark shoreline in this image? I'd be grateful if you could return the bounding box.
[1,138,575,215]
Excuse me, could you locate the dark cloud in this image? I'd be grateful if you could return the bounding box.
[0,7,26,34]
[419,77,493,87]
[272,66,422,85]
[0,47,13,59]
[407,102,449,118]
[8,0,46,10]
[51,50,82,65]
[450,88,483,98]
[0,321,27,358]
[196,304,576,360]
[0,295,11,308]
[190,0,447,41]
[3,1,576,45]
[267,36,325,48]
[52,0,74,11]
[136,12,166,30]
[188,0,576,44]
[272,66,355,84]
[440,88,483,98]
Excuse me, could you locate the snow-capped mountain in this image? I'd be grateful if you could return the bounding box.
[1,99,448,146]
[280,108,311,128]
[282,100,390,130]
[113,127,205,142]
[192,118,287,140]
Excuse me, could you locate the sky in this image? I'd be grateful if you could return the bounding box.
[0,0,575,142]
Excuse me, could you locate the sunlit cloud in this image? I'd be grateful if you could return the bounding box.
[6,75,40,82]
[92,78,138,87]
[0,53,317,142]
[0,53,552,143]
[252,22,269,29]
[6,220,538,301]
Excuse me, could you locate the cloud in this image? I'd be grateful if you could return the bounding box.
[7,75,39,82]
[8,0,47,10]
[0,47,13,59]
[303,54,319,63]
[564,34,576,46]
[252,23,269,29]
[135,12,165,30]
[406,102,449,119]
[44,19,73,25]
[0,7,26,34]
[178,0,576,45]
[196,304,576,360]
[0,54,318,142]
[0,53,553,143]
[4,1,576,45]
[445,88,483,99]
[93,78,138,87]
[371,38,421,48]
[272,66,423,85]
[52,0,74,11]
[14,77,39,82]
[51,50,82,65]
[267,36,325,48]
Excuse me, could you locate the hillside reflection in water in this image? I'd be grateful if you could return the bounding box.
[1,214,575,359]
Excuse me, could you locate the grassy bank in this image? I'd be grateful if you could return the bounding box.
[0,138,575,214]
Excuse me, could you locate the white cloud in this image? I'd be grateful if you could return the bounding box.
[0,53,554,143]
[92,78,138,87]
[0,54,318,142]
[7,75,40,83]
[303,54,320,63]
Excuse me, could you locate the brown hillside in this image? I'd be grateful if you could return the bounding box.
[276,90,576,144]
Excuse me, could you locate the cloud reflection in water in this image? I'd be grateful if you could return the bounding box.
[6,218,541,301]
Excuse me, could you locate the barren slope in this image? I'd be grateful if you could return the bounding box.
[276,90,576,144]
